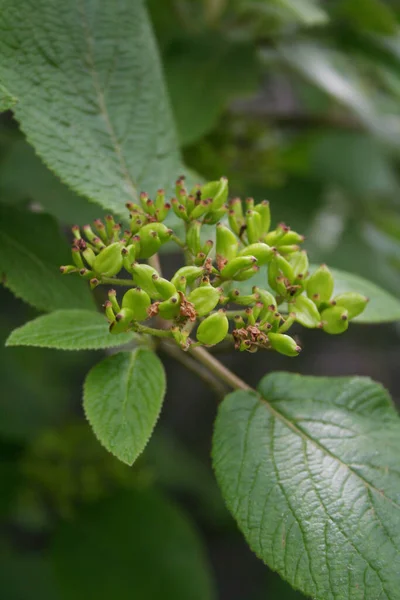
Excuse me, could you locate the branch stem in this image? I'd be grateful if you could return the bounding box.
[159,340,227,399]
[188,345,252,391]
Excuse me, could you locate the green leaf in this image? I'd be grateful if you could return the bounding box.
[0,82,16,112]
[0,205,94,311]
[84,349,166,465]
[0,547,60,600]
[213,373,400,600]
[0,135,105,225]
[166,37,260,146]
[0,0,183,217]
[317,266,400,323]
[273,0,328,26]
[6,310,135,350]
[278,43,386,138]
[308,132,398,196]
[336,0,397,35]
[51,489,216,600]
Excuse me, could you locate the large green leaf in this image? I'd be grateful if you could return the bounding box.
[51,489,216,600]
[0,205,94,311]
[6,310,135,350]
[336,0,397,35]
[322,266,400,323]
[84,349,166,465]
[213,373,400,600]
[0,135,104,225]
[166,37,260,146]
[0,82,16,112]
[0,0,183,217]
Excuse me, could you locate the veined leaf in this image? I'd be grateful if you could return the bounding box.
[0,0,183,217]
[213,372,400,600]
[0,82,16,112]
[6,310,135,350]
[84,349,166,465]
[0,135,105,225]
[0,205,94,312]
[51,490,216,600]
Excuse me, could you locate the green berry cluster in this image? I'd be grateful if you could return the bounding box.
[60,177,369,355]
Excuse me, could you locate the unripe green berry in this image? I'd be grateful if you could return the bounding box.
[220,256,257,279]
[307,265,334,304]
[93,242,123,277]
[321,305,349,334]
[188,284,220,316]
[158,293,181,320]
[290,295,321,328]
[131,263,160,298]
[109,308,134,334]
[254,200,271,234]
[268,332,301,357]
[239,243,274,265]
[121,288,151,321]
[186,221,202,255]
[234,264,259,281]
[171,266,204,288]
[216,223,238,262]
[137,228,162,259]
[246,209,262,244]
[200,177,228,211]
[332,293,369,319]
[196,311,229,346]
[289,250,309,279]
[152,275,177,300]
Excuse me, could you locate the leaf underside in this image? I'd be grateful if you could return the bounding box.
[0,0,184,216]
[83,349,166,465]
[213,372,400,600]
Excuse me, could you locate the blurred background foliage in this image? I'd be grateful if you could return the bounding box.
[1,0,400,598]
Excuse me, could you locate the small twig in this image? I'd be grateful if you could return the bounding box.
[170,234,186,249]
[159,339,227,399]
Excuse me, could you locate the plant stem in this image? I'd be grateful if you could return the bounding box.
[170,234,186,249]
[224,310,248,319]
[188,345,252,391]
[133,323,172,338]
[159,340,227,399]
[101,277,134,286]
[148,253,162,273]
